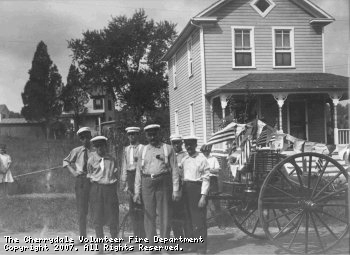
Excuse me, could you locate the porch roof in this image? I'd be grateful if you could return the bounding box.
[206,73,349,98]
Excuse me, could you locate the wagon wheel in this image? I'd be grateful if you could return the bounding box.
[231,198,296,239]
[230,198,266,239]
[259,152,348,254]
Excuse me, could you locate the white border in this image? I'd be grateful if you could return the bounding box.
[172,54,177,89]
[272,26,295,68]
[231,26,256,69]
[250,0,276,18]
[187,37,193,78]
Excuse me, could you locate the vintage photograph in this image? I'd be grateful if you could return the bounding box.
[0,0,349,254]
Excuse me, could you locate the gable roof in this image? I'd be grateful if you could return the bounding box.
[162,0,334,61]
[206,73,349,97]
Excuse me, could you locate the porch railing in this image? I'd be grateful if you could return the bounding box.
[338,129,350,145]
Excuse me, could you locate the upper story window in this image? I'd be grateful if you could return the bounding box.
[272,27,295,68]
[172,55,177,89]
[172,54,177,89]
[174,109,179,134]
[189,102,195,136]
[187,37,193,77]
[232,26,255,68]
[93,98,104,110]
[250,0,276,17]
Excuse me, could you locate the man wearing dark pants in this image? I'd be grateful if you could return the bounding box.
[63,127,92,242]
[169,134,192,239]
[181,136,210,254]
[88,136,119,254]
[134,124,180,247]
[121,126,145,238]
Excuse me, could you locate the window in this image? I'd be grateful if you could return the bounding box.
[93,98,103,110]
[174,110,179,134]
[108,99,112,111]
[273,27,295,67]
[232,27,255,68]
[250,0,276,17]
[187,38,193,77]
[189,102,195,136]
[172,55,177,88]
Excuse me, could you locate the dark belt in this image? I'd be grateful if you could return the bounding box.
[142,172,170,179]
[184,180,202,184]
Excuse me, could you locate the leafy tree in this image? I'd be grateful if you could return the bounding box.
[21,41,63,138]
[61,64,89,131]
[68,9,176,123]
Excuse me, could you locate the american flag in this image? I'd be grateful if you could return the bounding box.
[207,122,246,145]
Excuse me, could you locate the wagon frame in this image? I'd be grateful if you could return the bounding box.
[207,121,349,254]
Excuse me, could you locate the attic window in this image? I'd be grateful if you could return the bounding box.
[250,0,275,17]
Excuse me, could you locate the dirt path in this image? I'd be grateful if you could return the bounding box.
[1,228,348,255]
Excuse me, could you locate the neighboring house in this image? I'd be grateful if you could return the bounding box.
[163,0,349,149]
[61,85,115,134]
[0,104,10,121]
[0,118,45,138]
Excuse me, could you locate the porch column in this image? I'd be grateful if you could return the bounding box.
[273,93,288,133]
[328,93,342,144]
[220,94,229,120]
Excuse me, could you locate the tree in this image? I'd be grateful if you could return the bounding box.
[21,41,63,138]
[68,9,177,123]
[61,64,89,131]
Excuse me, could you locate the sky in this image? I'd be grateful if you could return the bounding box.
[0,0,348,112]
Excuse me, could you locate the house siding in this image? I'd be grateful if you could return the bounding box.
[168,29,205,144]
[203,0,324,139]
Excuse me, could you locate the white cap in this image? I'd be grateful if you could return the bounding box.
[170,134,182,141]
[125,127,140,133]
[144,124,160,131]
[90,136,108,142]
[183,135,199,141]
[77,127,91,135]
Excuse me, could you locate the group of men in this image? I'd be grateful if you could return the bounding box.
[63,123,216,254]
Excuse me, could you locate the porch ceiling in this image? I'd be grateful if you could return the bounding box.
[206,73,349,98]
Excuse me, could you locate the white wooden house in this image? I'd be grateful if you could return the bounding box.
[163,0,349,149]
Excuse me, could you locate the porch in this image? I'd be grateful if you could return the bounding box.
[206,73,349,146]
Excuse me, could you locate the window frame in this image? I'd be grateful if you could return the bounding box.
[272,26,295,68]
[231,26,256,69]
[250,0,276,18]
[189,102,195,136]
[187,37,193,77]
[172,55,177,89]
[174,109,179,134]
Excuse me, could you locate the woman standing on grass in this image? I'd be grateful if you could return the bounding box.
[0,144,13,197]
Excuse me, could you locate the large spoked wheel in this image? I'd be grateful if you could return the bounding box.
[231,199,295,239]
[206,196,236,231]
[259,152,348,254]
[231,199,266,239]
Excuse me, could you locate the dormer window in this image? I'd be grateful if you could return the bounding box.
[250,0,275,17]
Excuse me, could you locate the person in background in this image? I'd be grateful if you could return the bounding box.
[63,127,92,242]
[181,136,210,254]
[169,134,192,239]
[200,144,220,195]
[121,126,145,238]
[0,144,13,197]
[88,136,119,254]
[134,124,180,247]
